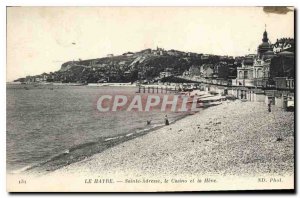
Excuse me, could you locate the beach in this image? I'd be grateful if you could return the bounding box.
[8,99,294,191]
[45,100,294,177]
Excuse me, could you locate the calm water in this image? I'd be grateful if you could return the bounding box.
[7,84,188,173]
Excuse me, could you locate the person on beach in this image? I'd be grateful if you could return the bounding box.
[268,101,272,112]
[165,115,169,125]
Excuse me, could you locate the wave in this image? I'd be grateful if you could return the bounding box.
[10,148,77,174]
[11,165,34,174]
[10,113,191,175]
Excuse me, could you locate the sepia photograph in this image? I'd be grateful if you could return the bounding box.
[5,6,295,192]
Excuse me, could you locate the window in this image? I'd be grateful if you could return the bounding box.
[244,71,248,79]
[249,70,253,79]
[286,80,290,88]
[257,69,262,78]
[239,71,243,79]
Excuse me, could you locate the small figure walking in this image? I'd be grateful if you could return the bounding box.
[268,101,271,112]
[165,115,169,125]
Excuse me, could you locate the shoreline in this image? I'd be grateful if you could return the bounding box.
[11,109,195,176]
[7,100,295,191]
[6,82,186,88]
[8,83,211,175]
[15,99,294,179]
[47,100,294,177]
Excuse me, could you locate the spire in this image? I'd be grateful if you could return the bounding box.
[262,25,268,43]
[265,24,266,31]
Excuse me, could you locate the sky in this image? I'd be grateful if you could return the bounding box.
[7,7,294,82]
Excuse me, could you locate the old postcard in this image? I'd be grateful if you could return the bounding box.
[6,6,294,192]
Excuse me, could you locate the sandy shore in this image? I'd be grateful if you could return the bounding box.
[43,100,294,179]
[8,100,294,191]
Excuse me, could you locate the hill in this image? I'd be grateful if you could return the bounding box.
[25,48,210,83]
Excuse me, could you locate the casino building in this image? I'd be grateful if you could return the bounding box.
[232,28,275,87]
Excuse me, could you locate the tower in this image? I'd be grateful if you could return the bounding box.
[257,26,272,59]
[262,31,268,43]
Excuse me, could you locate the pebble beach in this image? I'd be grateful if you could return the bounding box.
[8,100,294,191]
[44,100,294,179]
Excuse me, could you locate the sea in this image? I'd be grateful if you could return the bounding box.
[6,84,191,174]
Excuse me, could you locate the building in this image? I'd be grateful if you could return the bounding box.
[269,50,295,88]
[233,56,255,86]
[232,28,274,87]
[257,29,273,59]
[200,64,214,78]
[159,71,172,78]
[273,38,294,53]
[182,70,190,77]
[274,77,294,89]
[153,47,166,56]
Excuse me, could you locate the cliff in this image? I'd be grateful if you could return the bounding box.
[52,49,206,83]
